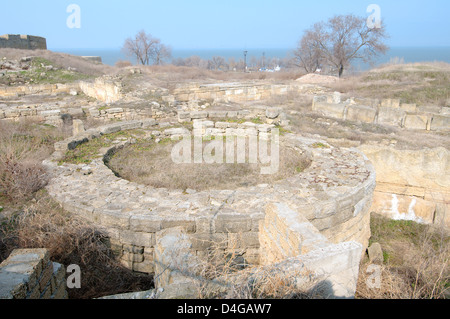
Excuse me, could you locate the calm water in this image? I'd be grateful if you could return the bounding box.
[53,47,450,71]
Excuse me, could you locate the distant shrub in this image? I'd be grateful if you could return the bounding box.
[115,60,133,68]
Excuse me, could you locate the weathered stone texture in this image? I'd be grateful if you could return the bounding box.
[0,34,47,50]
[0,249,67,299]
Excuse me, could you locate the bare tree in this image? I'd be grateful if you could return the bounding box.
[293,23,326,73]
[122,30,171,65]
[209,56,227,71]
[295,14,389,77]
[153,41,172,65]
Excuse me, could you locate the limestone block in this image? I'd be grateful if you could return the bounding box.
[228,232,260,249]
[313,102,347,119]
[377,107,405,127]
[72,119,85,136]
[190,111,208,119]
[208,110,228,118]
[99,210,131,229]
[107,108,124,114]
[132,260,155,274]
[367,243,383,264]
[100,123,122,135]
[120,230,154,247]
[346,105,376,123]
[370,192,436,224]
[359,145,449,191]
[430,115,450,131]
[298,241,363,298]
[193,120,214,129]
[381,99,400,108]
[418,105,441,114]
[400,103,417,112]
[214,213,253,233]
[154,227,200,289]
[404,114,428,130]
[177,111,191,122]
[88,108,100,117]
[266,107,281,119]
[130,215,162,232]
[119,121,143,131]
[161,220,196,233]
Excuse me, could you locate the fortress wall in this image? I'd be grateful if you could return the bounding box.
[170,83,315,104]
[0,34,47,50]
[312,95,450,132]
[0,249,67,299]
[0,83,79,98]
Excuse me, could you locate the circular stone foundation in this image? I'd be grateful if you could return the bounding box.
[44,119,376,274]
[106,138,312,191]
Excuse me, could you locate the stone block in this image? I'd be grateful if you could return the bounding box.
[266,107,281,119]
[227,232,260,249]
[400,103,417,112]
[313,102,347,119]
[346,105,376,123]
[120,230,154,247]
[377,107,405,127]
[98,210,131,229]
[214,214,253,233]
[417,105,442,114]
[72,119,85,136]
[367,243,383,264]
[404,114,428,130]
[430,115,450,131]
[161,220,196,233]
[130,215,162,232]
[381,99,400,108]
[208,110,228,118]
[190,111,208,119]
[178,111,191,122]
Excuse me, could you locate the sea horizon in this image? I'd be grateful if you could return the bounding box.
[50,46,450,71]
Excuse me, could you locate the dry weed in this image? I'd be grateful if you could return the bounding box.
[0,193,153,299]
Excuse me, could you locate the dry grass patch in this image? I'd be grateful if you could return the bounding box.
[179,238,333,299]
[0,192,153,299]
[328,62,450,106]
[0,119,67,204]
[107,137,311,191]
[356,214,449,299]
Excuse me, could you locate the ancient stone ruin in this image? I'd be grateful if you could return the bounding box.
[0,34,47,50]
[0,70,448,299]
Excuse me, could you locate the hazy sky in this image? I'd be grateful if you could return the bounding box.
[1,0,449,50]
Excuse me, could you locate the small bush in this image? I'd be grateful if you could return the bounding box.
[356,214,449,299]
[115,60,133,68]
[0,120,65,204]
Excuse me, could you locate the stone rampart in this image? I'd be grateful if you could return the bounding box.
[313,94,449,132]
[0,34,47,50]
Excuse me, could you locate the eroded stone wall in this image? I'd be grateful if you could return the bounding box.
[0,34,47,50]
[359,145,450,227]
[0,249,67,299]
[313,94,449,132]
